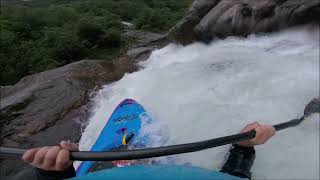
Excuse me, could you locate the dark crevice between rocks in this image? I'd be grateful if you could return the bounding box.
[287,3,305,23]
[275,0,289,6]
[241,4,253,18]
[288,4,320,26]
[255,4,276,20]
[192,0,222,17]
[0,96,33,116]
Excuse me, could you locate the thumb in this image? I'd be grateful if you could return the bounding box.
[241,122,260,133]
[60,140,79,151]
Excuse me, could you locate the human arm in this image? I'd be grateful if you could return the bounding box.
[220,122,276,179]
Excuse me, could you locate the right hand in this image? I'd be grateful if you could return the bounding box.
[22,140,78,171]
[238,122,276,147]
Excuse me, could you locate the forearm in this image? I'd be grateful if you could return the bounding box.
[35,165,76,180]
[220,144,255,179]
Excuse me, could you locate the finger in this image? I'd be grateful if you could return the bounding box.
[265,126,276,139]
[60,140,79,151]
[244,122,258,129]
[55,149,71,171]
[22,148,39,163]
[252,126,264,144]
[31,147,50,167]
[258,126,270,144]
[43,146,61,170]
[256,126,273,144]
[242,122,260,132]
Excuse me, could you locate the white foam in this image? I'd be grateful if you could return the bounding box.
[77,26,319,179]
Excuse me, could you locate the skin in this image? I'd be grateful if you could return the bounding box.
[237,122,276,147]
[22,122,276,171]
[22,141,78,171]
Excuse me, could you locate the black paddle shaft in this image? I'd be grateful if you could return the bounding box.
[0,115,307,161]
[273,117,305,131]
[69,116,306,161]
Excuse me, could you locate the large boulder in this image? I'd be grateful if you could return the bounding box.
[125,30,169,61]
[169,0,320,44]
[0,58,137,178]
[0,58,136,146]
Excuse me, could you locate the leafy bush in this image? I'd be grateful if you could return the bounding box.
[0,0,192,85]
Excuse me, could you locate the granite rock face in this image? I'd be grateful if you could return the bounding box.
[0,58,137,178]
[169,0,320,44]
[125,30,169,61]
[1,59,136,146]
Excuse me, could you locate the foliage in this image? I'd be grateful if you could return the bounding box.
[0,0,192,85]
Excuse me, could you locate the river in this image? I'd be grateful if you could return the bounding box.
[78,26,319,179]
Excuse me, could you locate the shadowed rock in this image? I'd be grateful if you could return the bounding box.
[0,58,136,146]
[125,30,169,61]
[169,0,320,44]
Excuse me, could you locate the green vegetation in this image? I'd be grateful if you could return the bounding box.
[0,0,192,85]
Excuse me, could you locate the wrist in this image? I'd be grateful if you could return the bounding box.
[237,141,254,148]
[232,144,255,153]
[36,165,76,179]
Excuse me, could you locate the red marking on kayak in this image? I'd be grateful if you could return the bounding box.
[119,99,136,107]
[112,160,137,167]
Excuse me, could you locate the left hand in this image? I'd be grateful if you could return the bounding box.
[22,140,78,171]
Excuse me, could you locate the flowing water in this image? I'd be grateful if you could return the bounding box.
[77,26,319,179]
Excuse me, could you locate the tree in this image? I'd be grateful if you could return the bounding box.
[99,28,121,47]
[76,17,105,47]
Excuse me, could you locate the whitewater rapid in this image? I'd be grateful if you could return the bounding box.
[77,26,319,179]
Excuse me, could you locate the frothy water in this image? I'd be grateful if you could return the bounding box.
[77,26,319,179]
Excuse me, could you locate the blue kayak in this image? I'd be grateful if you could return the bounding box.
[76,99,152,176]
[75,99,246,180]
[71,165,246,180]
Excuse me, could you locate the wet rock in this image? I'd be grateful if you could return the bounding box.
[127,47,154,62]
[169,0,320,44]
[0,59,136,146]
[0,58,137,178]
[124,30,169,61]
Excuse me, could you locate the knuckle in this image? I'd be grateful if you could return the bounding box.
[22,150,33,162]
[34,154,44,163]
[256,127,263,132]
[52,146,61,151]
[45,156,56,164]
[56,159,67,167]
[252,122,259,127]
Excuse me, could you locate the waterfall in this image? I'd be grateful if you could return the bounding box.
[78,26,319,179]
